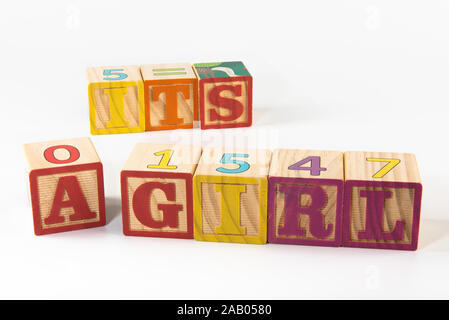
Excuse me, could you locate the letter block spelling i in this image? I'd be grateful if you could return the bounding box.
[87,65,146,134]
[121,144,202,238]
[268,149,344,247]
[193,148,271,244]
[141,63,199,131]
[343,151,422,250]
[193,61,252,129]
[23,138,106,235]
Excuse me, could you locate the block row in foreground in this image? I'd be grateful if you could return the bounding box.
[24,139,422,250]
[86,62,252,134]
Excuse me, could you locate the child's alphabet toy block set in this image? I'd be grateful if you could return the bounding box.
[24,138,423,251]
[87,61,252,134]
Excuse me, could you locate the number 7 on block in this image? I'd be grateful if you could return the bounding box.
[366,158,401,178]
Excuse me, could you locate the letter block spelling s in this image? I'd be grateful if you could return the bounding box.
[23,138,106,235]
[193,148,271,244]
[193,61,252,129]
[268,149,344,247]
[121,144,202,238]
[343,151,422,250]
[87,66,146,134]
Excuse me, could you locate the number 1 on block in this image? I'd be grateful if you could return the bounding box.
[147,150,177,169]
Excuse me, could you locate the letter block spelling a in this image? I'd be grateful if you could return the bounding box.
[23,138,106,235]
[193,61,252,130]
[141,63,198,131]
[87,65,145,134]
[268,149,344,247]
[121,144,202,239]
[343,151,422,250]
[193,148,271,244]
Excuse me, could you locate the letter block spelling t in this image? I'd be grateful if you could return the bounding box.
[23,138,106,235]
[87,65,146,134]
[121,144,202,239]
[343,151,422,250]
[193,148,271,244]
[193,61,252,129]
[141,63,198,131]
[268,149,344,247]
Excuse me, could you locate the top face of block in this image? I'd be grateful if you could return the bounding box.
[86,65,142,83]
[345,151,421,183]
[269,149,343,180]
[193,61,251,79]
[140,63,196,80]
[195,147,271,178]
[122,143,202,174]
[23,137,100,171]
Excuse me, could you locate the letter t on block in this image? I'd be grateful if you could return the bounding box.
[268,149,344,247]
[343,151,423,250]
[193,147,271,244]
[23,138,106,235]
[121,143,202,239]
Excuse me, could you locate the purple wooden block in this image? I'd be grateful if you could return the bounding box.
[268,177,343,247]
[342,180,422,250]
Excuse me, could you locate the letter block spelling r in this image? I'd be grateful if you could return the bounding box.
[121,144,202,238]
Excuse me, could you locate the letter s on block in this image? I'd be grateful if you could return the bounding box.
[132,182,183,229]
[208,85,244,122]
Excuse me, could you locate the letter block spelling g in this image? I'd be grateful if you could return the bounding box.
[141,63,199,131]
[121,144,202,238]
[193,148,271,244]
[193,61,252,129]
[268,149,344,247]
[343,151,422,250]
[87,65,146,134]
[23,138,106,235]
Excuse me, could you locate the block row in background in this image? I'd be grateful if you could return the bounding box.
[23,138,422,250]
[86,61,252,134]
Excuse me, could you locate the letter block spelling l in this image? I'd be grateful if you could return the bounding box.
[343,151,422,250]
[193,62,252,129]
[141,63,198,131]
[193,148,271,244]
[121,144,202,238]
[268,149,344,247]
[23,138,106,235]
[87,65,146,134]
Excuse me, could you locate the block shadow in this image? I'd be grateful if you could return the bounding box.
[419,219,449,251]
[105,197,122,225]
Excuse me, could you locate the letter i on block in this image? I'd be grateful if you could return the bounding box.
[23,138,106,235]
[140,63,199,131]
[343,152,423,250]
[121,144,202,238]
[268,149,344,247]
[87,66,146,134]
[193,148,271,244]
[193,61,252,129]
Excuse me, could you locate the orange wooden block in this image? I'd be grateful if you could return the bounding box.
[141,63,198,131]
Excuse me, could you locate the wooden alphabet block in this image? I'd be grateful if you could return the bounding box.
[193,61,252,130]
[193,147,271,244]
[343,151,422,250]
[141,63,198,131]
[121,143,201,238]
[268,149,344,247]
[87,65,146,134]
[23,138,106,235]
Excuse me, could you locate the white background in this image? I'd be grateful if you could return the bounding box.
[1,0,449,299]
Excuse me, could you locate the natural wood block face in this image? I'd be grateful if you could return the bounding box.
[268,149,344,247]
[193,62,252,130]
[121,143,202,238]
[343,151,422,250]
[87,65,145,134]
[193,147,271,244]
[141,63,198,131]
[23,138,106,235]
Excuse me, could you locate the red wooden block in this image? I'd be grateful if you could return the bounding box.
[23,138,106,235]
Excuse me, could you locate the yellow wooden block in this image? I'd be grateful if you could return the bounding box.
[193,147,271,244]
[87,65,146,134]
